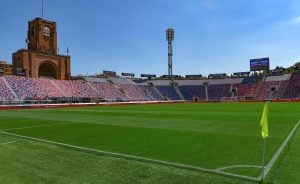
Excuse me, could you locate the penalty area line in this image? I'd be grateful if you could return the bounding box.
[0,130,259,183]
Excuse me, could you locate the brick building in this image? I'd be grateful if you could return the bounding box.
[12,18,71,80]
[0,61,13,75]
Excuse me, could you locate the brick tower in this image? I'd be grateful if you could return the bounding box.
[12,17,71,80]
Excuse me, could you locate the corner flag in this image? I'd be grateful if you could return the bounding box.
[260,102,269,139]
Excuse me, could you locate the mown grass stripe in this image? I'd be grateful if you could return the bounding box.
[0,130,260,183]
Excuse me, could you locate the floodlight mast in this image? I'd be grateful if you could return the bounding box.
[166,28,174,79]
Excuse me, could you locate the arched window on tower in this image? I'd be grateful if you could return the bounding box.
[31,26,35,36]
[43,26,50,37]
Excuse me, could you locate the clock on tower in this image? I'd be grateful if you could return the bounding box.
[27,18,57,55]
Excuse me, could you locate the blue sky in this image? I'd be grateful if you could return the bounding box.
[1,0,300,77]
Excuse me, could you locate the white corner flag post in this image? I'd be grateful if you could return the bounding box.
[260,102,269,182]
[261,135,266,182]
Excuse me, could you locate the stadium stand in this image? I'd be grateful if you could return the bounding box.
[91,82,128,100]
[232,83,253,99]
[138,85,165,100]
[207,84,231,101]
[277,80,289,99]
[257,75,289,100]
[179,85,206,101]
[256,81,280,100]
[282,73,300,99]
[117,84,151,101]
[0,77,16,101]
[54,80,99,98]
[1,72,300,103]
[156,85,181,100]
[249,83,261,98]
[5,76,64,99]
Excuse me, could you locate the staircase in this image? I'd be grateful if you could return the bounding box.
[109,80,131,100]
[51,80,67,97]
[144,91,156,101]
[135,84,152,100]
[278,74,292,98]
[152,85,165,100]
[204,83,209,101]
[173,85,184,100]
[170,80,184,100]
[1,77,18,98]
[254,75,266,99]
[87,82,102,97]
[230,84,234,97]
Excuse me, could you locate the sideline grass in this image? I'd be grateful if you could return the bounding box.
[267,126,300,184]
[0,102,299,183]
[0,134,250,184]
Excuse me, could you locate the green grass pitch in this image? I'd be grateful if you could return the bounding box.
[0,102,299,183]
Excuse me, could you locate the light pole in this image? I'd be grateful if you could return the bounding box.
[166,28,174,78]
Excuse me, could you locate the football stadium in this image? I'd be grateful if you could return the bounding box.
[1,1,300,184]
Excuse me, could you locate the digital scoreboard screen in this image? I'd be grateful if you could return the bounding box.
[250,58,270,71]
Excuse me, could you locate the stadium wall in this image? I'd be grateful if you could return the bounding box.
[1,99,300,111]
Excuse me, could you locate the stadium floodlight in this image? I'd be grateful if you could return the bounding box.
[166,28,174,42]
[166,28,174,78]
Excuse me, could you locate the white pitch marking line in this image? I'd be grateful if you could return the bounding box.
[0,116,134,130]
[259,119,300,179]
[215,165,261,172]
[0,117,128,132]
[2,122,75,132]
[0,130,260,183]
[1,141,16,145]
